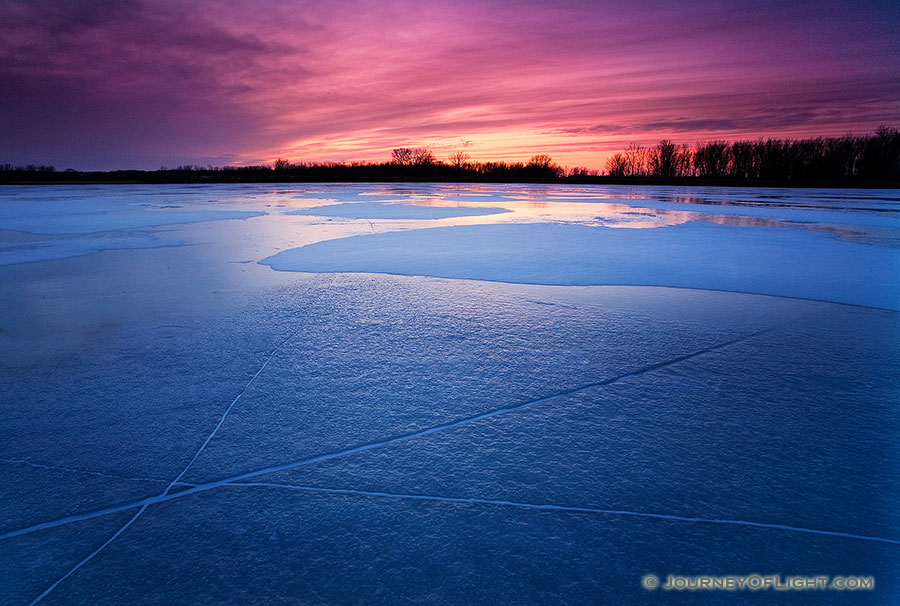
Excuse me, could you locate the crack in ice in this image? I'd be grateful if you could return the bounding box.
[3,328,776,544]
[27,505,148,606]
[25,327,302,604]
[20,323,893,601]
[225,482,900,547]
[162,330,301,495]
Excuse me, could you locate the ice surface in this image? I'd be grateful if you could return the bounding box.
[0,195,262,235]
[287,201,512,219]
[0,207,262,235]
[262,222,900,310]
[2,183,899,604]
[1,511,139,605]
[36,486,900,605]
[0,233,182,266]
[0,186,264,265]
[265,304,900,540]
[614,195,900,229]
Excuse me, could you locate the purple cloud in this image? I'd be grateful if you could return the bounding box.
[1,0,897,169]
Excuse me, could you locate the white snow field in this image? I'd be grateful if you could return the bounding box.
[262,221,900,310]
[1,183,899,604]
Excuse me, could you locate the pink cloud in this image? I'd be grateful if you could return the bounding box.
[1,0,898,170]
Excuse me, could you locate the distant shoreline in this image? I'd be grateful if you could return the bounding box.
[6,128,898,188]
[2,174,898,189]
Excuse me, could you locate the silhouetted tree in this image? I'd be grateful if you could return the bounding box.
[4,128,898,185]
[392,147,435,166]
[568,166,594,177]
[623,143,649,176]
[693,141,730,177]
[526,154,563,178]
[859,126,900,180]
[391,148,414,165]
[605,153,627,177]
[527,154,553,169]
[449,151,470,169]
[411,148,436,166]
[730,141,756,179]
[649,140,676,178]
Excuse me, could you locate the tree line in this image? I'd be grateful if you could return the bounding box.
[605,127,900,181]
[2,127,898,185]
[0,152,570,184]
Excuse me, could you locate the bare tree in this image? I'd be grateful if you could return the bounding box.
[449,150,470,169]
[528,154,553,169]
[392,147,435,166]
[649,140,678,178]
[391,148,414,165]
[694,141,730,177]
[623,143,648,176]
[675,143,693,177]
[605,153,627,177]
[411,147,435,166]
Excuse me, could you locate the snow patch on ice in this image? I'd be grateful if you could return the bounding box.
[261,222,900,310]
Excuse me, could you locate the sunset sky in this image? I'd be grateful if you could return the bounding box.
[1,0,898,171]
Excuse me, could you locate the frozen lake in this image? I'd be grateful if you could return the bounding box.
[1,183,899,604]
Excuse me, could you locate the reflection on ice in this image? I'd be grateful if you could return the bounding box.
[287,201,512,220]
[3,183,899,267]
